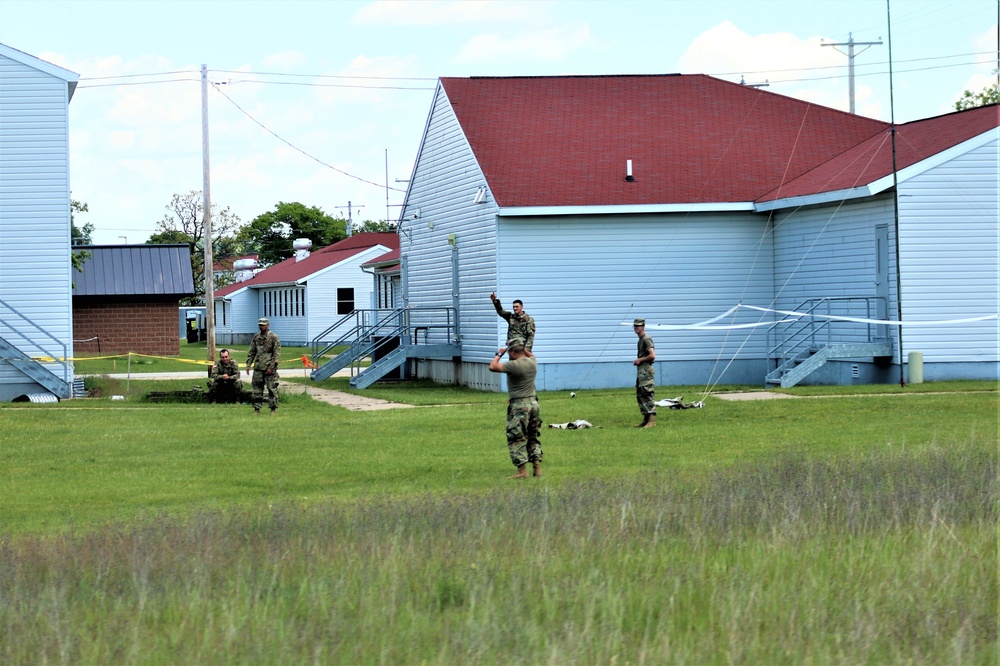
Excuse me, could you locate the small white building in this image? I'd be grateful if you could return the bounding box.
[213,233,399,346]
[0,43,79,402]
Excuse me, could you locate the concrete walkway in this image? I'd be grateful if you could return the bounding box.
[713,391,799,401]
[91,371,415,411]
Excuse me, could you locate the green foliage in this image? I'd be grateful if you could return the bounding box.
[70,199,93,274]
[147,191,242,305]
[954,71,999,110]
[238,201,347,266]
[354,218,397,233]
[70,199,93,245]
[0,386,995,663]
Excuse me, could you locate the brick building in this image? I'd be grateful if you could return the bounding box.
[72,244,195,356]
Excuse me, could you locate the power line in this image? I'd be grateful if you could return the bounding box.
[212,69,437,81]
[73,47,994,92]
[210,82,406,193]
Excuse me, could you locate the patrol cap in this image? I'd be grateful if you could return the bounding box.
[506,338,526,352]
[258,318,269,325]
[633,318,645,327]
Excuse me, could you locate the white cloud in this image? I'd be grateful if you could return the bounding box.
[455,21,595,64]
[352,0,537,26]
[315,54,423,106]
[678,21,869,115]
[261,50,308,70]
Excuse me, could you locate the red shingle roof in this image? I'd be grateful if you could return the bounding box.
[758,103,1000,202]
[214,233,398,298]
[439,75,998,207]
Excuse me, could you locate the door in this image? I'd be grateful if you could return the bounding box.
[874,225,890,340]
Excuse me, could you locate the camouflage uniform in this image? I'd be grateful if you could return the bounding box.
[208,357,243,400]
[503,357,542,467]
[247,330,281,411]
[636,332,656,417]
[493,300,536,351]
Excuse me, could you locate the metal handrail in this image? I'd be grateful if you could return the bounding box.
[0,297,70,385]
[310,307,458,370]
[766,296,888,371]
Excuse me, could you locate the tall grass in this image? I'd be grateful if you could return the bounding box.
[1,443,995,663]
[0,384,996,663]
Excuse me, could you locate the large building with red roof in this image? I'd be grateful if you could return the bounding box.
[392,74,997,391]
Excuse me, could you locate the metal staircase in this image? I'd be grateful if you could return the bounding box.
[310,307,459,388]
[0,297,72,399]
[765,297,893,388]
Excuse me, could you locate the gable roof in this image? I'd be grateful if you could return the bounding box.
[439,74,888,208]
[0,42,79,100]
[72,245,195,298]
[438,75,999,211]
[757,103,1000,204]
[214,233,399,298]
[360,248,401,274]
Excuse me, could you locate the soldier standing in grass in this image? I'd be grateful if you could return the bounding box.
[490,292,535,352]
[633,318,656,428]
[246,318,281,414]
[208,348,243,403]
[489,339,543,479]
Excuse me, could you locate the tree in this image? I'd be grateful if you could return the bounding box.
[954,72,999,111]
[354,219,397,234]
[237,202,347,267]
[71,199,94,245]
[147,191,242,305]
[70,199,92,273]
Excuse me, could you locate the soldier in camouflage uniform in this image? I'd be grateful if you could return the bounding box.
[208,348,243,403]
[490,292,536,352]
[246,318,281,414]
[488,339,543,479]
[633,318,656,428]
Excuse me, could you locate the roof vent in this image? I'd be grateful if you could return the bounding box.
[233,258,259,282]
[625,159,635,182]
[293,238,312,262]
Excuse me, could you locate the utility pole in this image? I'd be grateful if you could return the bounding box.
[822,33,882,114]
[335,201,365,237]
[201,64,216,361]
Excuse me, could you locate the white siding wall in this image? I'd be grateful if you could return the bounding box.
[772,194,898,348]
[497,212,774,389]
[898,134,999,364]
[0,52,73,395]
[400,85,499,374]
[305,246,388,342]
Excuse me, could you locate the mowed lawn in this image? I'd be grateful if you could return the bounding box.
[0,380,996,664]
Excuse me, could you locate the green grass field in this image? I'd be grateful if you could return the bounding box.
[0,379,996,664]
[71,340,320,376]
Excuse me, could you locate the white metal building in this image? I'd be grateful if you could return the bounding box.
[395,75,998,391]
[0,43,79,402]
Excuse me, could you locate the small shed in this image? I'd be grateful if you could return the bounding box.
[72,244,195,356]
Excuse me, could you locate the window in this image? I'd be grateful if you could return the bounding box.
[337,287,355,315]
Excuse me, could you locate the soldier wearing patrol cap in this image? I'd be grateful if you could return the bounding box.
[246,317,281,414]
[632,318,656,428]
[488,337,543,479]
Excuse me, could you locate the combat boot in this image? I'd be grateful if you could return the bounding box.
[532,461,543,477]
[634,414,649,428]
[508,464,529,479]
[641,414,656,428]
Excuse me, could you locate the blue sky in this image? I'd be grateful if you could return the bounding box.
[1,0,996,245]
